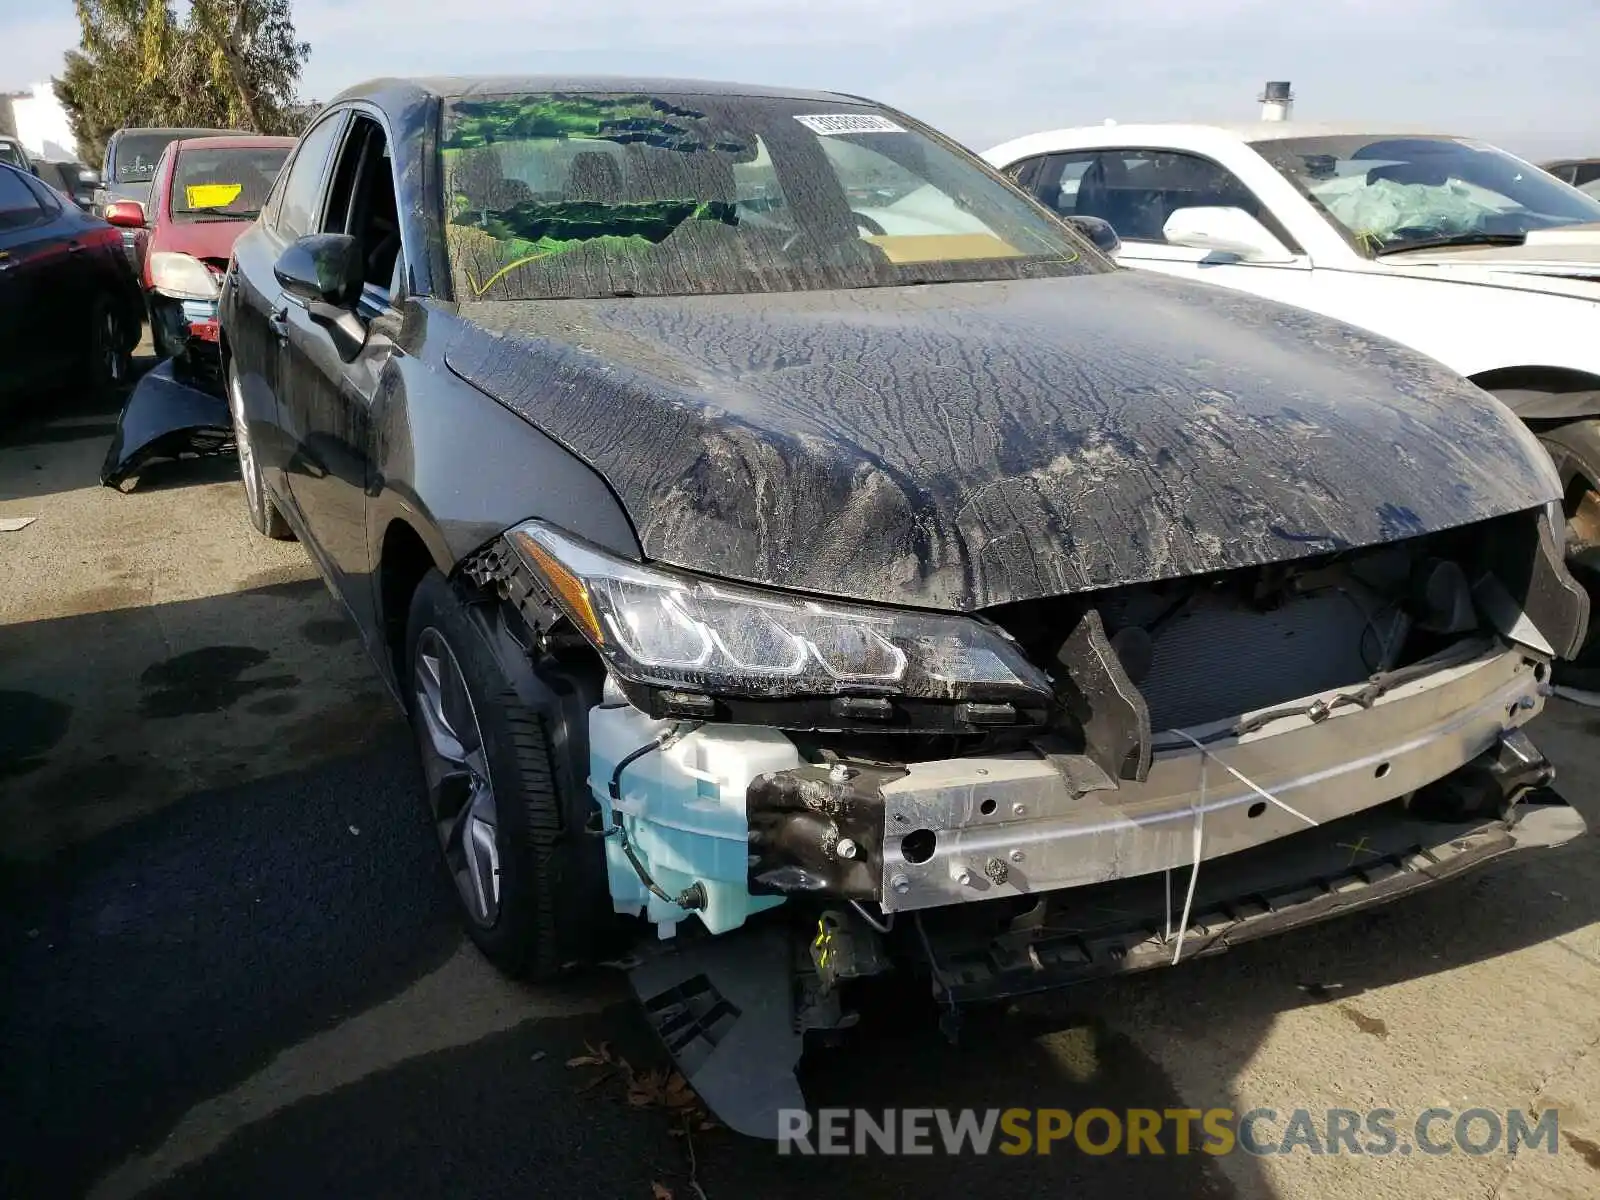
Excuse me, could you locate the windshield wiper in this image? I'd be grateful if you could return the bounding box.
[1374,232,1527,256]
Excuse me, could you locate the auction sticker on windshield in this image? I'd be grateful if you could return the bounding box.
[794,114,905,136]
[185,183,243,209]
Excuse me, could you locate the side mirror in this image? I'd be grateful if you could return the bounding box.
[104,200,146,229]
[1063,214,1121,255]
[273,233,368,361]
[1162,206,1293,263]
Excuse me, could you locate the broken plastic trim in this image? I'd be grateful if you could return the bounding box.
[917,787,1581,1003]
[101,360,233,489]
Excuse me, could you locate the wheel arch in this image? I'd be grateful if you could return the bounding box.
[1471,366,1600,422]
[377,514,452,687]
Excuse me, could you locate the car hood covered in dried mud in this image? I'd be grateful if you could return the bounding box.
[443,269,1560,611]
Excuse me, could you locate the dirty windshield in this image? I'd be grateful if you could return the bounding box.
[1253,134,1600,255]
[441,92,1100,300]
[170,145,290,223]
[114,133,189,183]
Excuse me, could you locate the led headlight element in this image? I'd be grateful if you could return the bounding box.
[505,521,1052,702]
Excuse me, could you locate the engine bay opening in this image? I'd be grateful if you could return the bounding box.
[986,509,1563,736]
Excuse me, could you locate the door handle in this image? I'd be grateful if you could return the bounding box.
[268,304,289,340]
[67,241,86,255]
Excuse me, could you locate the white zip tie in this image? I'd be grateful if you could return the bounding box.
[1163,867,1173,942]
[1171,752,1203,966]
[1166,727,1322,965]
[1168,728,1321,829]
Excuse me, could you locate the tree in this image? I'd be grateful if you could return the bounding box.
[53,0,309,166]
[187,1,310,135]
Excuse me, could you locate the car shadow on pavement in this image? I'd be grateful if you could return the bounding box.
[0,732,465,1200]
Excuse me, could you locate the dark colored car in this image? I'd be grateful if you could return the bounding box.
[210,76,1585,1134]
[0,162,142,403]
[1543,157,1600,198]
[106,135,294,386]
[37,159,101,211]
[0,135,37,176]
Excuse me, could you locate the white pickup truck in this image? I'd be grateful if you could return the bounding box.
[984,123,1600,642]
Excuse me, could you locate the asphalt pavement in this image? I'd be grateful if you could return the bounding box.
[2,370,1598,1200]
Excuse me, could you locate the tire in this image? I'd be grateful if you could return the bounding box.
[1534,416,1600,665]
[226,359,293,539]
[405,568,609,979]
[83,294,131,400]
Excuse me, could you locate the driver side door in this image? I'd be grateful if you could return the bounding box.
[278,110,404,630]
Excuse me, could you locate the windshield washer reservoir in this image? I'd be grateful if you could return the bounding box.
[590,704,800,935]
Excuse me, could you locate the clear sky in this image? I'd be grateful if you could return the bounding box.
[6,0,1599,161]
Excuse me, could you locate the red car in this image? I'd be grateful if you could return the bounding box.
[106,134,294,387]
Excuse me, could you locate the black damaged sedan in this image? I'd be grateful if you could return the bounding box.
[220,76,1589,1134]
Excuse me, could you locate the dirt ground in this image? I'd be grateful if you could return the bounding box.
[2,372,1598,1200]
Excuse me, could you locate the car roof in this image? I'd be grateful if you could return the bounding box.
[985,121,1460,161]
[171,134,298,152]
[332,73,869,108]
[110,127,236,150]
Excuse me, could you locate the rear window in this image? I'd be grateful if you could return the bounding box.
[114,131,226,183]
[170,145,291,222]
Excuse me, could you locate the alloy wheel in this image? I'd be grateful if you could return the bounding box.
[227,368,262,517]
[103,308,124,385]
[413,627,502,925]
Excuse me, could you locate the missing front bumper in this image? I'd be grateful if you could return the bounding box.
[918,789,1585,1003]
[748,640,1554,912]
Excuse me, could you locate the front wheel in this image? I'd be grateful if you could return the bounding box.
[405,569,610,979]
[1536,417,1600,665]
[226,360,293,539]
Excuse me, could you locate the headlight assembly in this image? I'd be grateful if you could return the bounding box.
[149,251,221,301]
[505,521,1053,704]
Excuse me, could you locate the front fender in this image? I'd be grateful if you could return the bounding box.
[365,351,641,580]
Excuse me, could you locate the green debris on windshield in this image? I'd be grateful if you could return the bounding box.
[478,199,737,247]
[443,94,754,295]
[444,94,750,156]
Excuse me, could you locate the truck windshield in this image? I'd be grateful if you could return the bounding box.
[115,131,228,184]
[441,91,1103,300]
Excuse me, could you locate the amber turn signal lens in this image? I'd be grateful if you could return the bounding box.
[508,529,605,645]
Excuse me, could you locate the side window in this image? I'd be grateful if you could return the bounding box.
[1028,153,1098,217]
[275,115,345,240]
[0,167,47,232]
[1071,149,1269,244]
[321,115,402,300]
[19,172,63,217]
[1002,155,1045,191]
[261,159,290,228]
